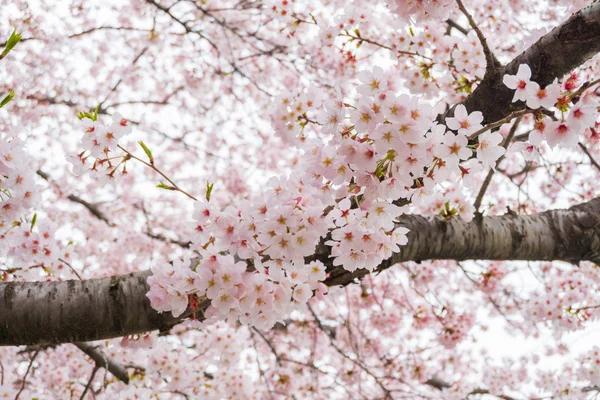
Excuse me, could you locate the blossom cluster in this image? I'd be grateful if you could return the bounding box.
[147,177,334,330]
[578,346,600,387]
[0,136,72,280]
[0,136,38,231]
[438,307,474,349]
[147,65,509,329]
[6,0,600,397]
[68,112,133,183]
[504,64,599,151]
[385,0,454,22]
[527,262,599,332]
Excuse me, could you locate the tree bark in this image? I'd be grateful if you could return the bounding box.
[322,198,600,287]
[0,270,186,346]
[450,2,600,124]
[2,198,600,346]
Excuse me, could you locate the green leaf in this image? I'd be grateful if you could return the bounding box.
[30,213,37,231]
[77,111,93,121]
[0,29,22,60]
[138,141,154,164]
[0,90,14,108]
[205,182,214,201]
[76,105,100,122]
[157,181,175,190]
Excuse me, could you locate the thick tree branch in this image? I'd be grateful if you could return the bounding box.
[452,2,600,125]
[320,197,600,287]
[2,198,600,345]
[0,271,184,346]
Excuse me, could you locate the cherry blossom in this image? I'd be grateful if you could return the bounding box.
[3,1,600,399]
[477,130,506,169]
[445,104,483,136]
[526,78,561,109]
[545,119,579,148]
[503,64,534,102]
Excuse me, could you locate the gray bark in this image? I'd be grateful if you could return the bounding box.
[0,271,184,346]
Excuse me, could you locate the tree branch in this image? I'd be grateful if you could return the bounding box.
[578,141,600,172]
[451,2,600,125]
[2,198,600,345]
[473,117,521,212]
[455,0,500,74]
[74,342,130,383]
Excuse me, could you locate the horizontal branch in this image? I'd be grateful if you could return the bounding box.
[321,197,600,287]
[2,198,600,346]
[0,271,182,346]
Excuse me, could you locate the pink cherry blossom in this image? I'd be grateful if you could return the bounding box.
[4,4,600,400]
[445,104,483,136]
[477,131,506,170]
[503,64,533,102]
[545,119,579,148]
[525,79,561,109]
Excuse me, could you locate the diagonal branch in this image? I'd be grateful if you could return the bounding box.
[450,2,600,125]
[455,0,500,74]
[37,169,191,248]
[473,117,522,212]
[578,141,600,172]
[74,342,130,383]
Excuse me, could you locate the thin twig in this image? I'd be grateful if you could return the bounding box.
[570,77,600,99]
[578,142,600,172]
[79,365,99,400]
[118,145,198,201]
[14,347,40,400]
[251,327,282,365]
[340,32,432,60]
[38,169,191,248]
[473,117,521,212]
[306,304,394,399]
[445,19,468,35]
[145,0,219,52]
[37,170,114,226]
[467,109,532,140]
[67,195,114,226]
[58,258,82,280]
[455,0,499,73]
